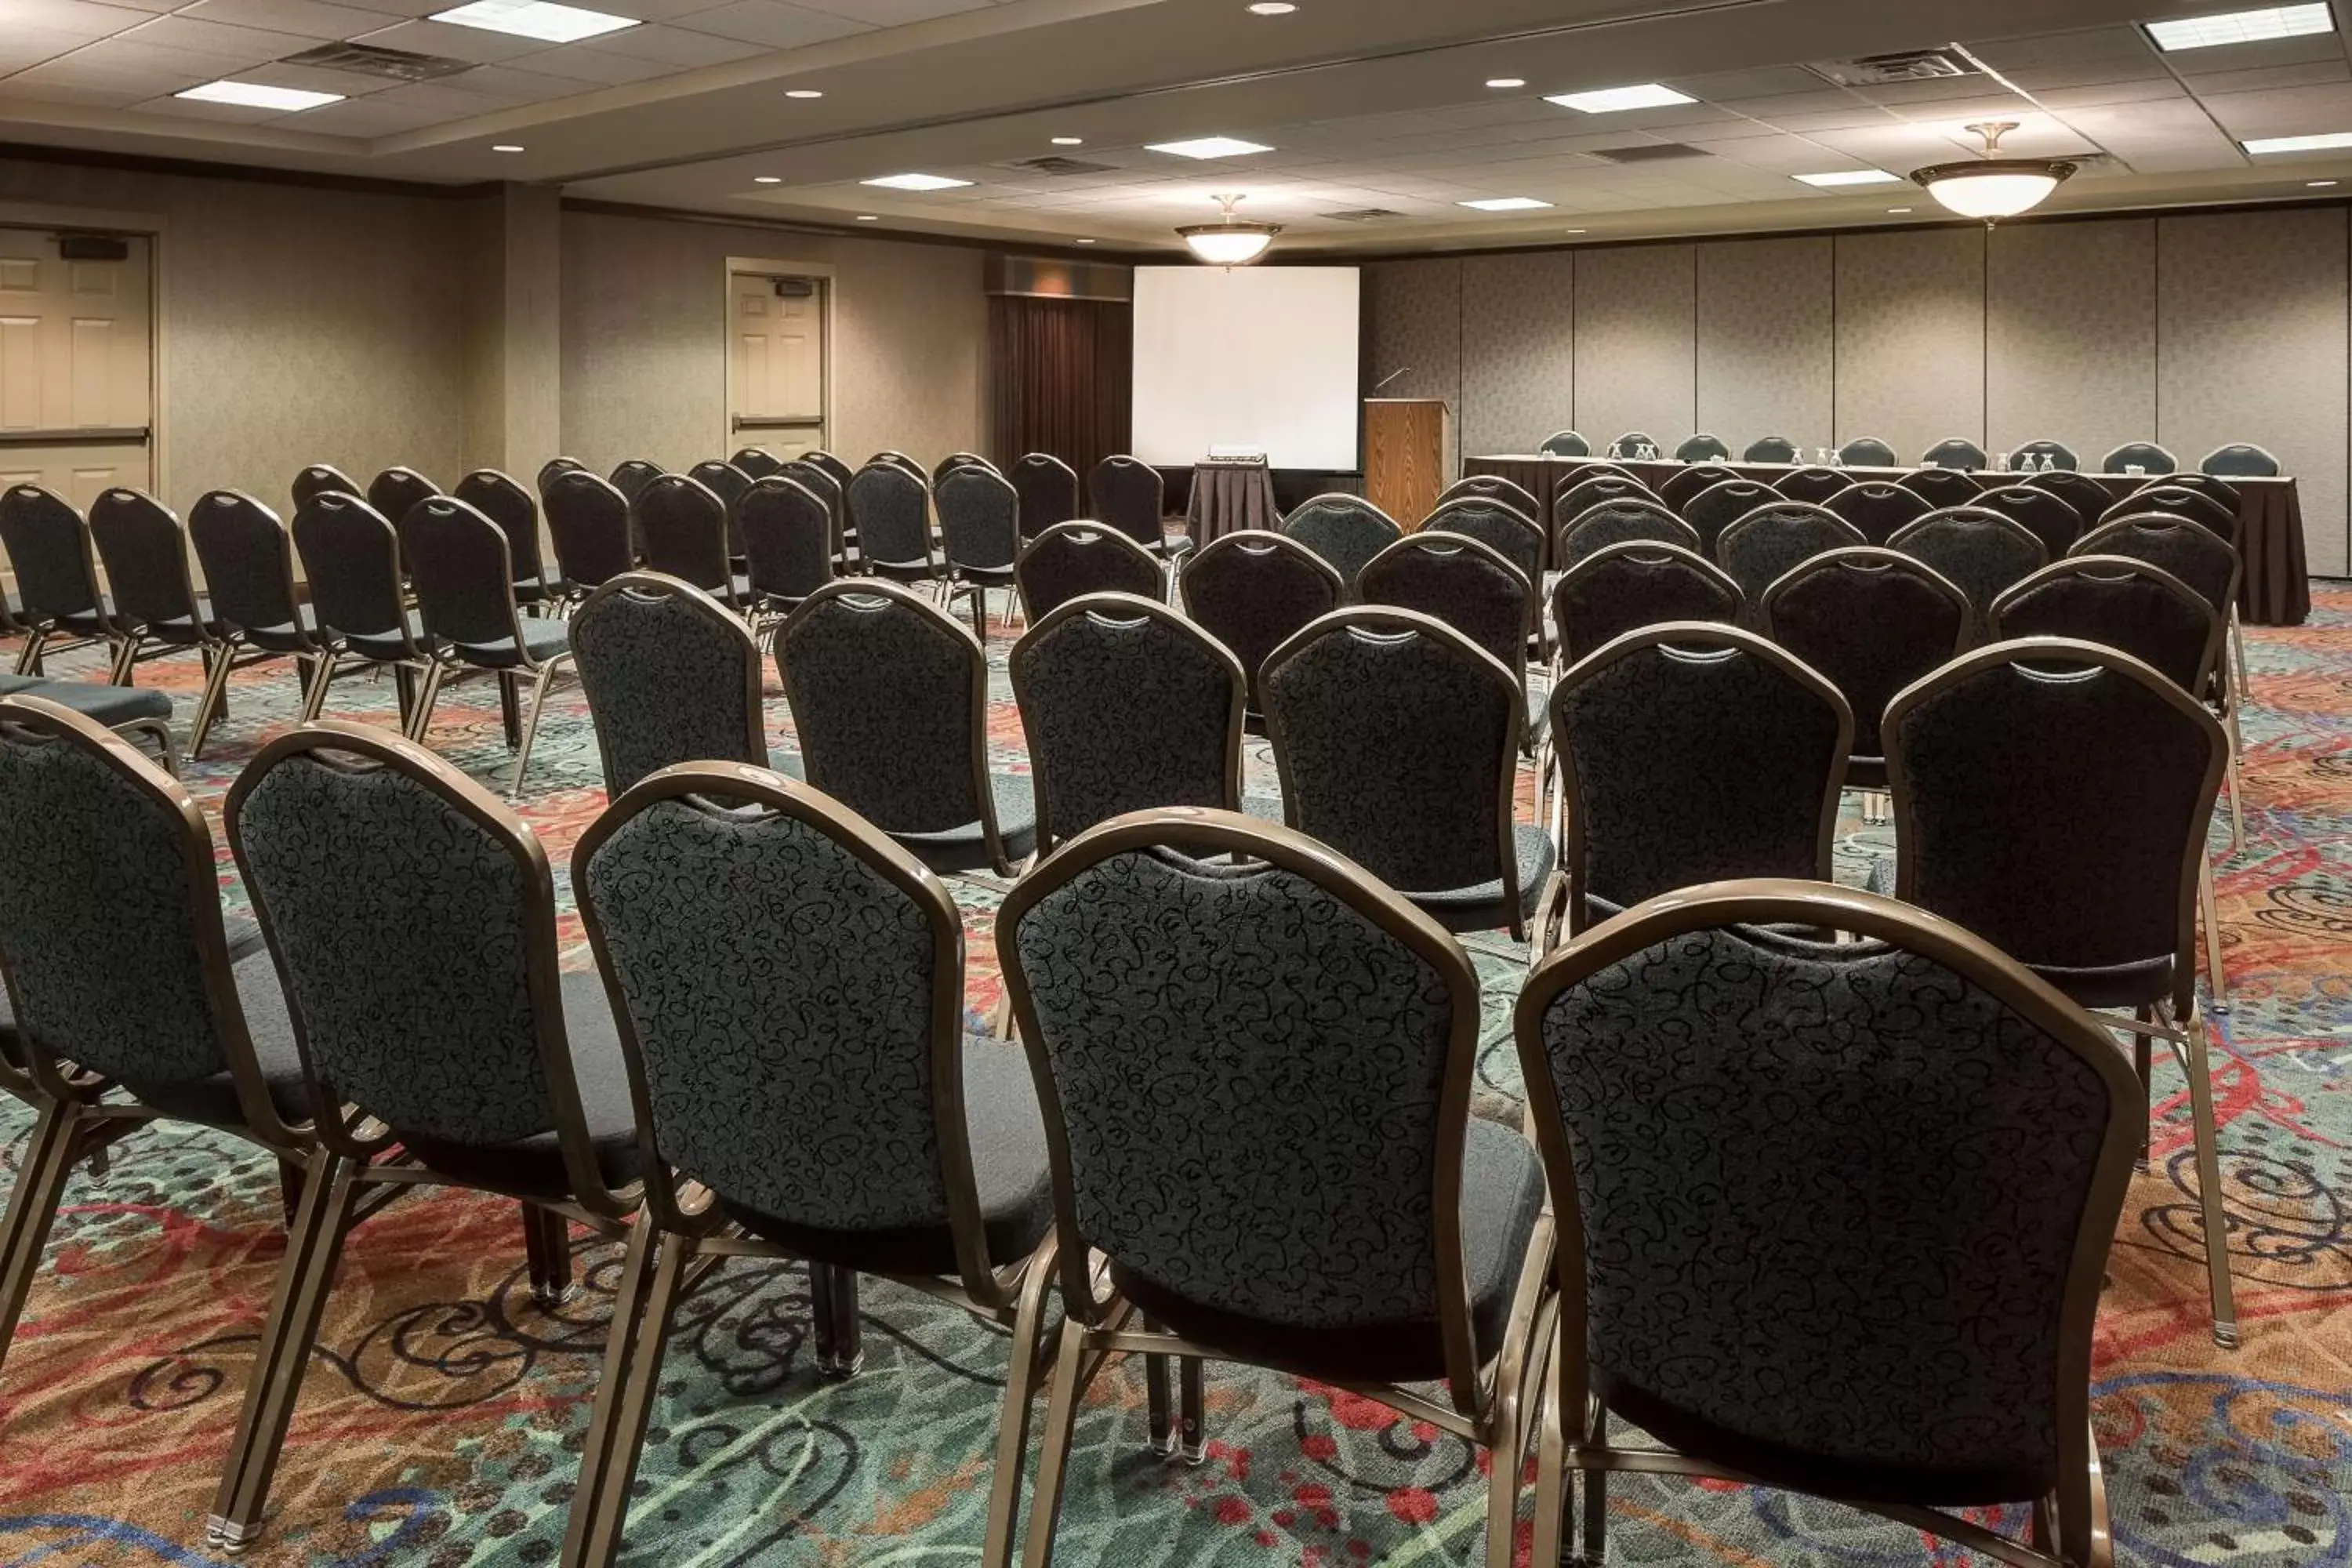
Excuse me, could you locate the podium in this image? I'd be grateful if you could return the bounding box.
[1364,398,1450,529]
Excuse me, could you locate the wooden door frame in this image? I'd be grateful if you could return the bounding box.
[724,255,834,462]
[0,201,168,503]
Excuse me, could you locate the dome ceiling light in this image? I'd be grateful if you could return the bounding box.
[1911,121,2076,221]
[1179,194,1281,266]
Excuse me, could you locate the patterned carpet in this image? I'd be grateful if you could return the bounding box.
[2,586,2348,1567]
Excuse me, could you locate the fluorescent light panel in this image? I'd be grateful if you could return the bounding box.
[1147,136,1273,159]
[175,79,343,110]
[2146,2,2331,50]
[2243,130,2352,151]
[1793,168,1902,186]
[861,172,972,190]
[1545,82,1694,113]
[1459,196,1553,210]
[430,0,637,41]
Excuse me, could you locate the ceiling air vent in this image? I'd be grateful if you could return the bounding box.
[1323,208,1403,222]
[1005,155,1121,176]
[1589,143,1706,163]
[278,42,477,82]
[1809,49,1976,87]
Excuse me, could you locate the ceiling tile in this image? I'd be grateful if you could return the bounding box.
[0,0,152,41]
[118,13,321,65]
[2197,80,2352,135]
[1967,26,2154,70]
[275,89,448,129]
[567,20,765,61]
[514,42,677,80]
[349,16,550,60]
[2182,60,2351,96]
[441,61,590,100]
[667,0,865,46]
[237,56,397,91]
[789,0,987,21]
[175,0,406,38]
[2033,78,2189,108]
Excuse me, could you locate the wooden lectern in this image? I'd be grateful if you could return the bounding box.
[1364,398,1449,529]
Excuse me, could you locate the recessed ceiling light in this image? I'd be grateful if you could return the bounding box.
[1564,227,1588,233]
[1247,2,1296,12]
[491,143,524,152]
[861,172,973,191]
[753,176,781,183]
[1886,205,1913,212]
[855,214,879,221]
[1545,82,1696,114]
[2311,178,2340,186]
[430,0,637,42]
[1459,196,1554,210]
[2146,2,2332,51]
[1077,238,1097,244]
[784,88,823,99]
[174,79,344,111]
[1147,136,1274,159]
[2245,130,2352,153]
[1793,168,1903,187]
[1051,136,1083,145]
[1486,78,1526,89]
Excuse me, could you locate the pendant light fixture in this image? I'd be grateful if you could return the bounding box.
[1911,122,2076,221]
[1178,194,1281,265]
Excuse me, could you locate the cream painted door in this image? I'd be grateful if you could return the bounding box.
[728,272,825,461]
[0,229,153,512]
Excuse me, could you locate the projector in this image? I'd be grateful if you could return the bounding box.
[1204,445,1268,462]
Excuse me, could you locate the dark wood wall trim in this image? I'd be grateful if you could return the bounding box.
[0,140,497,200]
[561,196,1163,264]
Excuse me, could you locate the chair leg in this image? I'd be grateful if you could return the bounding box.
[1579,1395,1608,1566]
[0,1098,87,1380]
[299,654,337,723]
[190,644,238,759]
[808,1261,863,1378]
[403,662,445,743]
[561,1225,690,1568]
[2132,1017,2153,1174]
[2174,1007,2240,1350]
[15,630,47,677]
[509,659,564,795]
[978,1246,1059,1568]
[2223,706,2245,859]
[2200,856,2230,1014]
[1144,1343,1174,1454]
[1526,1316,1571,1568]
[1178,1356,1206,1463]
[106,636,137,686]
[2229,608,2251,710]
[1017,1316,1090,1568]
[521,1203,574,1308]
[1483,1355,1527,1568]
[497,670,524,750]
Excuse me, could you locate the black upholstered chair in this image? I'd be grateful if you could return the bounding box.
[871,449,926,481]
[0,672,174,770]
[1657,463,1740,515]
[2201,442,2279,478]
[1838,436,1896,467]
[1550,542,1741,668]
[1279,493,1399,592]
[1991,557,2222,699]
[1008,452,1080,541]
[1889,507,2049,640]
[1973,482,2084,561]
[2102,483,2238,545]
[688,460,753,558]
[803,449,855,496]
[1897,465,1983,510]
[849,460,940,586]
[728,445,784,478]
[996,807,1552,1568]
[1515,879,2139,1568]
[1011,593,1246,852]
[290,463,361,510]
[206,724,643,1553]
[290,492,434,730]
[541,469,637,599]
[2144,470,2241,511]
[0,484,115,677]
[932,451,997,487]
[608,459,664,503]
[1540,429,1591,456]
[1178,529,1344,720]
[1264,608,1550,940]
[1884,639,2234,1344]
[1921,436,1989,470]
[1439,473,1541,517]
[1089,455,1181,564]
[572,572,767,796]
[1680,478,1780,559]
[1773,465,1849,505]
[739,473,840,622]
[1421,496,1544,586]
[1715,503,1867,625]
[187,491,341,753]
[2100,440,2177,475]
[1674,432,1730,463]
[1821,480,1933,546]
[453,468,557,608]
[1018,520,1165,625]
[632,474,746,608]
[779,458,847,555]
[90,486,223,690]
[2026,466,2114,528]
[1762,547,1969,793]
[1554,473,1657,524]
[1556,498,1701,571]
[1742,435,1798,463]
[536,456,585,492]
[2013,437,2080,470]
[776,579,1034,877]
[1606,430,1662,460]
[938,464,1021,641]
[365,465,437,525]
[1357,533,1535,684]
[1545,624,1849,939]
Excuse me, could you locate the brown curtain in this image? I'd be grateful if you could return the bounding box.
[988,294,1132,479]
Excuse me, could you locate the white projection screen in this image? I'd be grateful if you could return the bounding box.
[1131,265,1362,470]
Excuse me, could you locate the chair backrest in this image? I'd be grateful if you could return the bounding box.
[1011,593,1246,850]
[1606,430,1661,460]
[572,572,766,794]
[541,469,635,590]
[848,460,934,569]
[1516,880,2135,1538]
[1838,437,1896,466]
[932,451,997,488]
[775,580,991,840]
[1548,624,1850,930]
[1356,533,1533,677]
[632,474,735,600]
[1279,493,1400,590]
[292,463,361,510]
[728,446,784,478]
[804,450,855,493]
[1820,480,1933,546]
[189,491,308,642]
[366,466,438,524]
[1886,640,2224,1009]
[1674,433,1730,463]
[1680,479,1780,558]
[1896,466,1983,509]
[90,487,201,630]
[1773,466,1849,505]
[292,492,416,650]
[1009,452,1080,538]
[1743,435,1798,463]
[535,456,585,492]
[1761,547,1969,770]
[1556,497,1702,571]
[1437,473,1540,516]
[2140,470,2241,510]
[2012,437,2079,470]
[1555,474,1657,523]
[997,808,1486,1391]
[1178,529,1345,713]
[1990,557,2221,697]
[688,460,753,554]
[2200,442,2279,478]
[739,474,838,606]
[2100,440,2176,475]
[399,495,529,652]
[1889,507,2049,637]
[1262,608,1522,898]
[780,457,846,535]
[0,484,103,623]
[871,449,926,480]
[2103,483,2238,545]
[608,459,665,502]
[2024,467,2114,529]
[1657,463,1740,514]
[1972,483,2083,561]
[452,468,544,588]
[2070,514,2242,624]
[1419,496,1544,584]
[1920,436,1987,470]
[936,464,1020,572]
[1552,541,1742,666]
[1540,429,1591,456]
[1087,455,1166,550]
[1715,503,1868,622]
[1018,520,1166,622]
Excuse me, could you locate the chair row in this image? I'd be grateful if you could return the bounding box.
[1539,428,2281,476]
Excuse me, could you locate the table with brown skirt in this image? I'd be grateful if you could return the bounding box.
[1185,459,1282,548]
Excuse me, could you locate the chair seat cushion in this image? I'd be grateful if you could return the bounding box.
[119,949,313,1128]
[1405,822,1558,924]
[895,772,1039,872]
[2027,955,2175,1011]
[241,604,325,653]
[1111,1116,1546,1386]
[0,673,172,725]
[453,616,572,670]
[346,611,435,662]
[140,595,228,645]
[723,1035,1054,1277]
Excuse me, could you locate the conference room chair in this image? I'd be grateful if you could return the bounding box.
[1514,879,2137,1568]
[0,484,115,677]
[871,448,927,481]
[1089,454,1185,567]
[1761,546,1969,818]
[89,487,223,689]
[632,474,747,609]
[1011,592,1247,855]
[1555,497,1700,571]
[453,468,560,611]
[1920,435,1988,470]
[608,458,664,503]
[2025,466,2115,532]
[1009,452,1081,539]
[687,459,753,557]
[804,448,857,495]
[290,463,361,510]
[0,670,177,773]
[1605,430,1661,460]
[1545,624,1848,942]
[1820,479,1933,545]
[937,463,1022,641]
[2101,440,2178,474]
[1773,464,1849,505]
[1991,557,2223,700]
[1554,473,1655,525]
[933,451,998,487]
[1837,436,1897,466]
[1742,434,1799,463]
[849,460,942,587]
[1540,428,1591,456]
[1280,492,1401,592]
[1561,459,1642,486]
[779,457,848,551]
[571,572,768,796]
[1679,478,1780,559]
[2140,470,2242,511]
[1437,472,1541,517]
[541,469,637,602]
[776,579,1035,877]
[1896,464,1983,510]
[0,695,311,1382]
[1657,462,1740,514]
[536,456,585,492]
[1548,541,1741,668]
[205,724,643,1554]
[1263,608,1551,943]
[1883,638,2236,1345]
[1715,503,1867,625]
[1421,495,1544,586]
[996,805,1551,1568]
[1357,533,1536,688]
[1673,432,1730,463]
[1889,507,2047,641]
[728,445,784,478]
[1017,520,1164,625]
[398,495,579,790]
[1973,482,2084,561]
[2201,441,2280,478]
[2103,482,2238,543]
[2012,437,2080,470]
[187,492,341,754]
[1177,528,1343,720]
[739,473,841,629]
[365,464,437,525]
